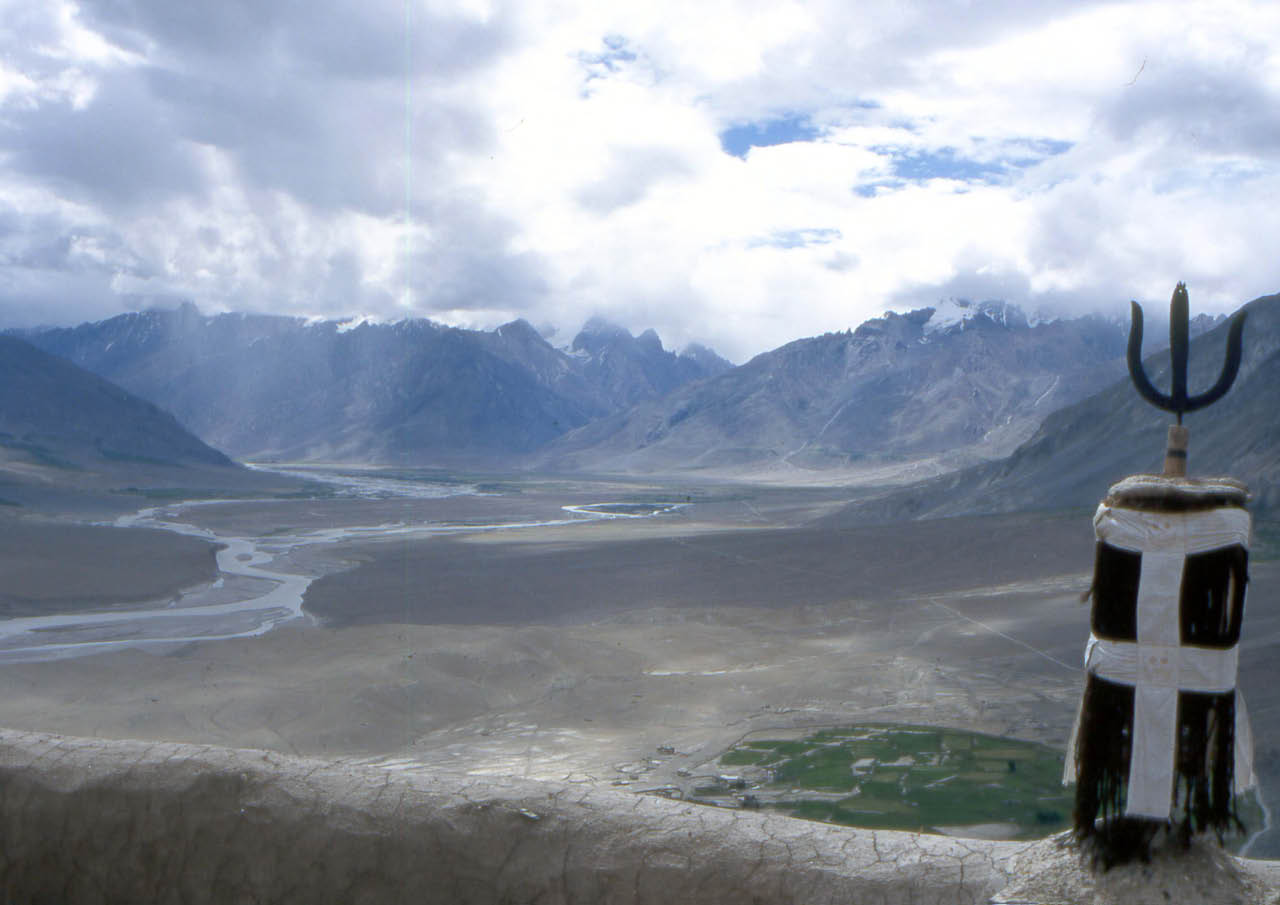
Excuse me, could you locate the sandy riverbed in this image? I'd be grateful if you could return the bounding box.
[0,518,220,617]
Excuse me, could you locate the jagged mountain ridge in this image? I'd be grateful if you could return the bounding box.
[538,302,1132,475]
[16,305,731,463]
[838,291,1280,521]
[569,317,730,409]
[0,335,233,469]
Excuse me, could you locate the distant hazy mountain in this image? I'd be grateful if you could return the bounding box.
[537,301,1130,475]
[0,335,233,469]
[569,317,733,409]
[17,305,730,463]
[845,291,1280,521]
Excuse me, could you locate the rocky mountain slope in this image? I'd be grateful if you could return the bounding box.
[17,305,730,463]
[569,317,731,408]
[841,291,1280,521]
[0,334,233,470]
[538,302,1131,475]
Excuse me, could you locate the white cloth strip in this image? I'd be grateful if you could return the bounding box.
[1094,504,1250,555]
[1136,551,1184,646]
[1129,548,1184,814]
[1085,635,1239,693]
[1129,685,1179,818]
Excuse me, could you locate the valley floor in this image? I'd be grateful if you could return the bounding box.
[1,471,1277,855]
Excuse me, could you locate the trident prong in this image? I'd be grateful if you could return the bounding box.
[1127,282,1247,425]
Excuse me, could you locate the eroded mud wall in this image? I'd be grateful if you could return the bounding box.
[0,729,1016,905]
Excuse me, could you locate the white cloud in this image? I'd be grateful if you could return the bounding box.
[2,0,1280,362]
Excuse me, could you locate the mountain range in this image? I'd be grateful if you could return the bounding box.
[841,291,1280,521]
[537,301,1132,476]
[16,305,731,464]
[10,292,1267,514]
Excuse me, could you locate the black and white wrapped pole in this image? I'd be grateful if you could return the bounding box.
[1068,284,1253,865]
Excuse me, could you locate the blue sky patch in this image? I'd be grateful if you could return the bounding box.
[748,227,841,249]
[719,114,821,159]
[579,34,638,83]
[854,180,905,198]
[885,147,1008,182]
[859,139,1075,191]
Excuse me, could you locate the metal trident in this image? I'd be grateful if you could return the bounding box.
[1128,282,1247,424]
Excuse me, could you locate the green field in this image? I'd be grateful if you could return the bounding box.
[704,724,1075,839]
[702,723,1266,846]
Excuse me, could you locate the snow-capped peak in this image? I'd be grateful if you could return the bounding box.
[922,298,1027,335]
[336,314,383,333]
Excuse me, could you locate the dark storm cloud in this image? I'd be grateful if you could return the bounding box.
[0,209,140,278]
[1,3,75,81]
[0,0,539,329]
[78,0,509,82]
[0,0,507,217]
[66,0,506,214]
[0,205,147,326]
[0,0,511,219]
[409,197,550,313]
[143,64,469,214]
[0,268,129,326]
[0,208,72,272]
[1097,59,1280,156]
[2,70,208,208]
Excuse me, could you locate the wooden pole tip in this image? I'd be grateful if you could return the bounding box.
[1164,424,1189,476]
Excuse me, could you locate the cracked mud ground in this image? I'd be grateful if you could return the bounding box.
[1,727,1036,904]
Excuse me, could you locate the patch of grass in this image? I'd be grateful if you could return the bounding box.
[711,723,1077,840]
[712,724,1271,844]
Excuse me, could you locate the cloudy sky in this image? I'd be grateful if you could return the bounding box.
[2,0,1278,362]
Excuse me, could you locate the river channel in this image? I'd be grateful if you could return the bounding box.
[0,467,681,663]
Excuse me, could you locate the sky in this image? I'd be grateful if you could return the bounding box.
[2,1,1279,363]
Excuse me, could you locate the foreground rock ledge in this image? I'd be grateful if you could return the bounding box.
[1,729,1277,905]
